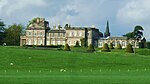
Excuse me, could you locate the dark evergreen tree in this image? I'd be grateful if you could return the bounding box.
[101,43,111,52]
[64,44,71,51]
[0,19,5,45]
[109,43,114,49]
[75,41,80,47]
[117,43,122,49]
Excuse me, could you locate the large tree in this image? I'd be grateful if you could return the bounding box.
[4,24,24,46]
[124,25,144,54]
[0,19,5,45]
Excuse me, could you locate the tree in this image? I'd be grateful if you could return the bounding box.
[117,43,122,49]
[0,19,5,32]
[0,19,5,45]
[133,26,144,40]
[27,17,39,27]
[64,44,71,51]
[101,43,111,52]
[87,44,95,52]
[124,25,144,54]
[75,41,80,47]
[109,43,114,49]
[125,43,134,53]
[80,38,84,47]
[4,24,24,46]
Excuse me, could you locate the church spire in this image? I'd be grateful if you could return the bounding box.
[104,20,110,37]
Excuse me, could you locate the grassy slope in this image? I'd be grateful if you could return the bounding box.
[0,46,150,84]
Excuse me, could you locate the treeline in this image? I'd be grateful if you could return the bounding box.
[0,19,24,46]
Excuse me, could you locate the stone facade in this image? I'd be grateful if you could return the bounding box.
[20,18,50,46]
[20,18,102,47]
[21,17,141,48]
[98,37,139,48]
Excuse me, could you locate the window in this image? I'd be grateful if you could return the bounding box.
[72,32,74,37]
[52,33,54,37]
[47,33,49,37]
[47,41,50,45]
[40,40,43,45]
[28,39,31,45]
[58,33,60,37]
[40,32,43,36]
[79,32,82,36]
[74,32,77,37]
[122,41,126,47]
[99,42,103,47]
[70,32,72,37]
[29,32,31,35]
[63,33,65,37]
[34,32,36,36]
[52,41,55,45]
[58,41,60,45]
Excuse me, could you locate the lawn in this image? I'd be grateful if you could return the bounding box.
[0,46,150,84]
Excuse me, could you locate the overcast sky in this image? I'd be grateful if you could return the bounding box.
[0,0,150,40]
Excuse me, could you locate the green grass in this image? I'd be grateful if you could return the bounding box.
[0,46,150,84]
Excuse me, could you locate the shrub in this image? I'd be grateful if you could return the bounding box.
[109,43,114,49]
[32,45,36,48]
[23,44,28,49]
[117,43,122,49]
[147,42,150,49]
[64,44,71,51]
[101,43,111,52]
[74,41,81,47]
[87,44,95,52]
[125,43,134,53]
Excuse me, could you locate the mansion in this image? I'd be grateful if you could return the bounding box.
[20,18,102,47]
[20,17,141,48]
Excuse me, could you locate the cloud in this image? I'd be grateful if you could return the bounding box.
[117,0,150,24]
[50,0,106,27]
[1,0,47,16]
[0,0,150,40]
[117,0,150,40]
[0,0,8,15]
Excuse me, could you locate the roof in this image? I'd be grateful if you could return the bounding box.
[65,27,97,30]
[48,30,66,33]
[100,36,128,40]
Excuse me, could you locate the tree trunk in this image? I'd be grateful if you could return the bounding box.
[134,40,136,54]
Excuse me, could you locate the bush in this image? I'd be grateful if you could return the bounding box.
[147,42,150,49]
[87,44,95,52]
[117,43,122,49]
[125,43,134,53]
[23,44,28,49]
[74,41,81,47]
[109,43,114,49]
[32,45,36,48]
[101,43,111,52]
[64,44,71,51]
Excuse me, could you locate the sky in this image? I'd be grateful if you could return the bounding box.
[0,0,150,40]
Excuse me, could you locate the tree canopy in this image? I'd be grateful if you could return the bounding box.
[4,24,24,45]
[0,19,5,32]
[124,25,144,40]
[0,19,5,45]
